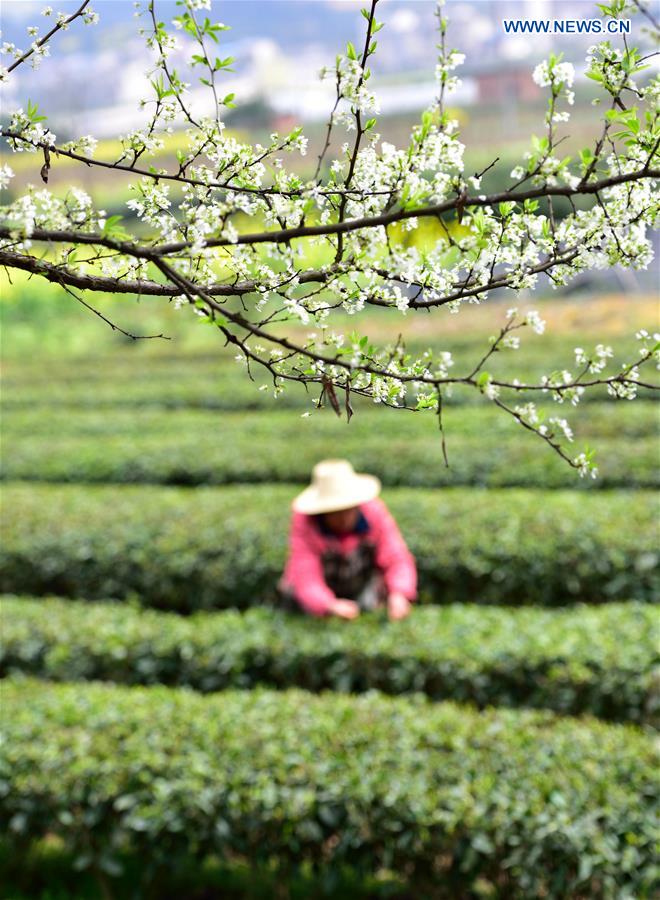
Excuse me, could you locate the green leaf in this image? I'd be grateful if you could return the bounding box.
[26,99,46,123]
[102,215,124,235]
[214,56,235,72]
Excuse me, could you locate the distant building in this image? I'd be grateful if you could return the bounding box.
[469,62,541,105]
[272,113,299,133]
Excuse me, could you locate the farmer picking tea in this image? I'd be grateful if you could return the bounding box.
[280,460,417,620]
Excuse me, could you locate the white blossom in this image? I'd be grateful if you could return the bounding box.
[574,452,598,479]
[548,417,573,442]
[0,164,14,189]
[533,59,574,88]
[525,310,546,334]
[515,402,540,425]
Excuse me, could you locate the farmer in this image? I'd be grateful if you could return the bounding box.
[279,459,417,620]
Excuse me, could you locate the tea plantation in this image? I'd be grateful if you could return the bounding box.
[1,290,658,899]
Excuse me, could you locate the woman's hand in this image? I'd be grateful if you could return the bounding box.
[328,598,361,619]
[387,592,412,621]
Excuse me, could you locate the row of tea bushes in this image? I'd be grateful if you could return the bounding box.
[7,401,656,439]
[3,679,656,899]
[3,404,658,490]
[3,331,652,412]
[2,483,658,610]
[3,596,657,723]
[2,374,637,411]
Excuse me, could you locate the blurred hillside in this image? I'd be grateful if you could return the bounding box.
[2,1,658,139]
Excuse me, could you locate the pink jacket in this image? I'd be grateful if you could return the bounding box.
[281,498,417,615]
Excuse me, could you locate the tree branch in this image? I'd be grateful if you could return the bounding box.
[1,166,655,256]
[6,1,92,74]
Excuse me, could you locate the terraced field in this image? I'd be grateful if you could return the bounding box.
[1,288,658,899]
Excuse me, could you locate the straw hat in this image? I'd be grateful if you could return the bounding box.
[292,459,381,515]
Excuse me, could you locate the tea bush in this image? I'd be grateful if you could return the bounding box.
[2,484,658,610]
[2,679,656,899]
[3,596,657,722]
